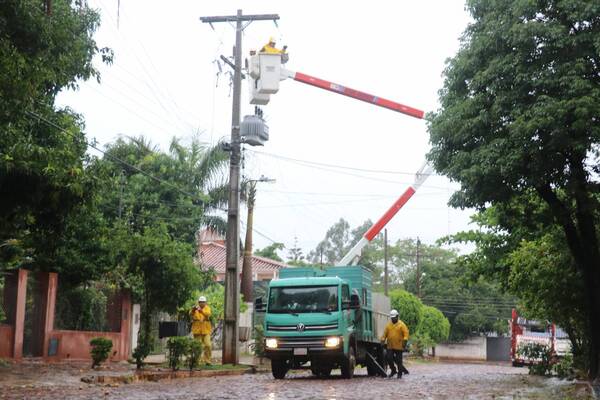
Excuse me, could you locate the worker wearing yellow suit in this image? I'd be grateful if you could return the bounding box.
[260,37,286,54]
[381,309,410,378]
[190,296,212,365]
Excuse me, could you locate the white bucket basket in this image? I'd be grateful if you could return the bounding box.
[249,76,270,105]
[257,53,281,94]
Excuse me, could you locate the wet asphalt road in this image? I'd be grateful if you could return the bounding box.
[1,362,593,400]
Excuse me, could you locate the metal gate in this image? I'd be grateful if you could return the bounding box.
[486,337,511,361]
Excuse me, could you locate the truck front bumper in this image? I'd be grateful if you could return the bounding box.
[264,336,344,361]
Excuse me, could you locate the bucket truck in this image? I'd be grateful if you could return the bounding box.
[250,52,433,379]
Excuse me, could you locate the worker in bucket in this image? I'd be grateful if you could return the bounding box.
[190,296,212,365]
[260,37,289,63]
[381,309,410,378]
[260,36,286,54]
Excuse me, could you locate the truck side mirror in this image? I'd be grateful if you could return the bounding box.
[349,294,361,309]
[255,297,266,313]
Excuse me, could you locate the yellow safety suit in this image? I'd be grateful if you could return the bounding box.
[190,305,212,364]
[260,43,285,54]
[381,320,410,350]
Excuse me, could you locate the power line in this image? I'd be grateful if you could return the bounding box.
[249,150,454,189]
[422,295,517,303]
[95,0,192,134]
[250,149,439,176]
[27,111,287,248]
[260,189,447,198]
[423,302,516,310]
[26,111,206,203]
[423,297,516,307]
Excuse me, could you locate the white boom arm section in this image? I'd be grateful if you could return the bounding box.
[336,162,433,266]
[247,53,432,266]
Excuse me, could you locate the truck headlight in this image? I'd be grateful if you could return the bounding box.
[265,338,278,349]
[325,336,340,348]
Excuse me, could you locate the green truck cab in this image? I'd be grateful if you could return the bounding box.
[256,266,390,379]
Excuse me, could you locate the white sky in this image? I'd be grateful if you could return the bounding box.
[57,0,475,258]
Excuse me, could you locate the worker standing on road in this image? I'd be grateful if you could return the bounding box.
[381,309,410,378]
[190,296,212,365]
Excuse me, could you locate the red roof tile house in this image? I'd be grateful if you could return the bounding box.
[197,230,286,282]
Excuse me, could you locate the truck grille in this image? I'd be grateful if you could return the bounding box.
[267,323,338,332]
[276,336,330,349]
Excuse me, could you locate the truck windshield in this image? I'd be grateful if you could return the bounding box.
[268,285,338,313]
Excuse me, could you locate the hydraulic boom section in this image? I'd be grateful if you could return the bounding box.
[247,52,433,265]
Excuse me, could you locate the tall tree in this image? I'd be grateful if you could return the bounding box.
[428,0,600,379]
[307,218,379,267]
[254,243,285,262]
[451,199,589,369]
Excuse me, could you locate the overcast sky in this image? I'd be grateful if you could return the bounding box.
[57,0,475,258]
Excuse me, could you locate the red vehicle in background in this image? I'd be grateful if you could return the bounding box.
[510,309,571,366]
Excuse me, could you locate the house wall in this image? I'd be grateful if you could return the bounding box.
[1,269,132,361]
[0,324,14,357]
[435,336,487,361]
[47,330,125,361]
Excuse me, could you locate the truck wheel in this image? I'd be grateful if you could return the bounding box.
[341,346,356,379]
[272,360,288,379]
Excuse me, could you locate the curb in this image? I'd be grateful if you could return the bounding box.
[82,367,255,385]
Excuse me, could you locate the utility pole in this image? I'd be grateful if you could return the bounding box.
[384,229,388,296]
[416,237,421,298]
[200,10,279,365]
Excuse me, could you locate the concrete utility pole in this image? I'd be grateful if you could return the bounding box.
[384,229,388,296]
[199,10,279,365]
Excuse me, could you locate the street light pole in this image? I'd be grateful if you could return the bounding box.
[199,10,279,365]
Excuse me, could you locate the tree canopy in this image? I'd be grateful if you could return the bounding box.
[428,0,600,378]
[0,0,111,272]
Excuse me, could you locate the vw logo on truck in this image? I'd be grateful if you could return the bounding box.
[296,323,305,332]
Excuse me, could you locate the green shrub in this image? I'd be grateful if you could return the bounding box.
[167,337,190,371]
[389,289,423,333]
[518,343,554,376]
[553,354,575,379]
[187,338,202,371]
[132,333,152,369]
[409,332,434,357]
[250,325,265,358]
[90,337,113,368]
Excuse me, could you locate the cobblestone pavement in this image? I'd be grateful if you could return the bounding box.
[0,361,593,400]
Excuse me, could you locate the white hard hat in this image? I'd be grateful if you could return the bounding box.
[198,296,207,302]
[390,309,399,317]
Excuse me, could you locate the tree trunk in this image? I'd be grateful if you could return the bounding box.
[574,217,600,381]
[537,181,600,380]
[240,183,256,303]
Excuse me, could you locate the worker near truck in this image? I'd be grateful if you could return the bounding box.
[190,296,212,365]
[381,309,410,378]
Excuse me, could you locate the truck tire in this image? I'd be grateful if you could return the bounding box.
[272,360,288,379]
[341,346,356,379]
